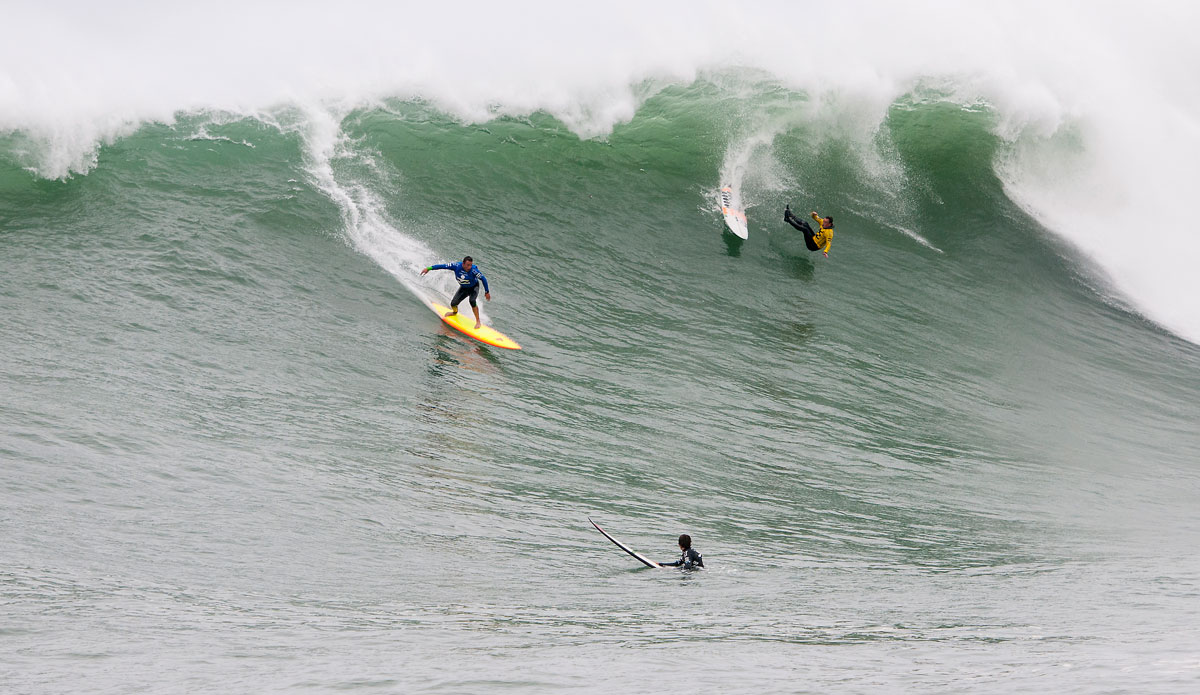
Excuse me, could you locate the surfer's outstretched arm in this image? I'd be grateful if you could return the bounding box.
[659,551,703,568]
[421,263,450,275]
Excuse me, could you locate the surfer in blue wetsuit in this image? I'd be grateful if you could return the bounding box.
[661,534,704,569]
[421,256,491,329]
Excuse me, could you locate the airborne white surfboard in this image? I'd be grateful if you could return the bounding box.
[719,186,748,239]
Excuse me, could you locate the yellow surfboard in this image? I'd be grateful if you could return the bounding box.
[431,302,522,350]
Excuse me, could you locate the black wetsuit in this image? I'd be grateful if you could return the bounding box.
[784,208,822,251]
[450,284,480,309]
[661,548,704,569]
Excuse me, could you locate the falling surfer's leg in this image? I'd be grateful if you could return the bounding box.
[784,207,808,231]
[801,226,821,251]
[785,210,822,251]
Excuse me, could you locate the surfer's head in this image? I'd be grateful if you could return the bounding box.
[462,256,473,270]
[678,534,692,550]
[824,216,834,228]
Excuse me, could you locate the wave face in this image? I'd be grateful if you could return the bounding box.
[3,3,1200,692]
[4,1,1200,340]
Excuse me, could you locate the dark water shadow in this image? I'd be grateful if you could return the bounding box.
[780,320,816,345]
[403,337,508,482]
[427,332,502,376]
[777,252,815,282]
[721,229,744,257]
[743,318,817,357]
[768,231,816,281]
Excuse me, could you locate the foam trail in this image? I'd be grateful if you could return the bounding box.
[717,130,775,206]
[290,106,481,320]
[715,118,799,225]
[883,222,943,254]
[717,138,753,198]
[841,197,944,253]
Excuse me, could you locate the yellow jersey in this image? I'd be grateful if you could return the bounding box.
[811,212,833,254]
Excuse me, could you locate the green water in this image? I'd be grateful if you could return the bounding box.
[3,87,1199,692]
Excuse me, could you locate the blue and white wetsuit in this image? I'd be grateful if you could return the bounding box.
[428,261,490,307]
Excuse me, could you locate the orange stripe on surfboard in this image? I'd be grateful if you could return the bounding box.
[431,302,522,350]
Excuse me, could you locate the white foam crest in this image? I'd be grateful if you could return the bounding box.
[974,5,1200,343]
[2,0,1198,341]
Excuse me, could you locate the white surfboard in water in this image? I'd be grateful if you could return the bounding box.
[718,186,748,239]
[589,517,662,568]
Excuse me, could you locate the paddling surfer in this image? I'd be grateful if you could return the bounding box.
[660,534,704,569]
[421,256,491,329]
[784,204,834,257]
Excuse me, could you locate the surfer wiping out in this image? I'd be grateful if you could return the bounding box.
[421,256,491,329]
[661,534,704,569]
[784,204,834,257]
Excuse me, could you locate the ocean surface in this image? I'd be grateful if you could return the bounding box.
[3,3,1200,693]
